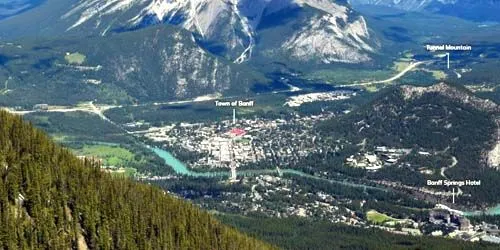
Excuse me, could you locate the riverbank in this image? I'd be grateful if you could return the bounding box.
[150,147,386,191]
[151,146,500,216]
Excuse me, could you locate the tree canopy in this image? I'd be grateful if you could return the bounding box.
[0,110,274,249]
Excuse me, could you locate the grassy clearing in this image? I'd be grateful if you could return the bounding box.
[76,102,93,109]
[75,145,134,167]
[104,167,137,178]
[366,210,399,224]
[364,85,380,93]
[306,68,392,85]
[392,61,412,72]
[366,210,416,228]
[429,70,447,80]
[403,51,414,59]
[64,52,86,65]
[51,133,72,142]
[235,138,251,144]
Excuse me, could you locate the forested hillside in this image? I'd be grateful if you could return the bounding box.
[0,26,266,107]
[219,214,498,250]
[318,83,500,205]
[0,110,274,249]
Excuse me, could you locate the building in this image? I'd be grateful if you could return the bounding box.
[33,104,48,111]
[482,222,500,235]
[365,154,378,163]
[228,128,246,137]
[430,209,451,224]
[459,217,471,231]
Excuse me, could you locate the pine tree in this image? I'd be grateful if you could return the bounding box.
[0,111,275,250]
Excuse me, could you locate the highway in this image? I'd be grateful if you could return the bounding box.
[339,61,429,88]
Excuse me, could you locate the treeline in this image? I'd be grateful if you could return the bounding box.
[0,111,274,249]
[24,112,172,176]
[218,213,497,250]
[288,175,432,210]
[469,215,500,226]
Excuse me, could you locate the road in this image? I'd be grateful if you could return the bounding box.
[3,101,132,133]
[2,94,222,118]
[6,58,424,117]
[440,156,457,179]
[6,101,106,117]
[440,156,462,195]
[339,61,428,88]
[3,60,429,124]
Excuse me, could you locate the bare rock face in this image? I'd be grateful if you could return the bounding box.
[282,15,373,64]
[60,0,377,64]
[488,120,500,169]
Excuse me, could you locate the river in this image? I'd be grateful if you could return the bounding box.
[151,147,385,191]
[151,147,500,215]
[464,205,500,216]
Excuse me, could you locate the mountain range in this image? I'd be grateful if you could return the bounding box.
[0,25,267,106]
[0,0,389,106]
[0,0,378,65]
[349,0,500,22]
[0,0,44,20]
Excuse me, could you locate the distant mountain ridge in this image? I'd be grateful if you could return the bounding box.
[0,0,44,20]
[349,0,500,22]
[349,0,456,11]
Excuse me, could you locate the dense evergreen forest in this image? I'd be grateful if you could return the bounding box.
[318,83,500,205]
[0,111,274,249]
[219,214,497,250]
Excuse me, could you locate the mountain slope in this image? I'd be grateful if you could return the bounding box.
[319,83,500,204]
[0,110,274,249]
[348,0,457,11]
[349,0,500,22]
[0,0,378,65]
[322,83,499,165]
[0,0,45,20]
[0,25,266,106]
[220,214,499,250]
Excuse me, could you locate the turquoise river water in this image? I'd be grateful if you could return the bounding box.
[151,147,500,216]
[151,147,385,191]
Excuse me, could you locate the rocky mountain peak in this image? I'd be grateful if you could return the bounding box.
[61,0,377,64]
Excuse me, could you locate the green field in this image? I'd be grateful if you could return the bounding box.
[74,145,134,167]
[104,167,138,178]
[366,210,400,224]
[392,60,412,72]
[64,52,86,65]
[306,68,392,85]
